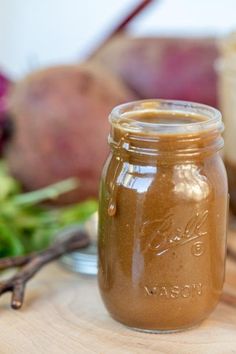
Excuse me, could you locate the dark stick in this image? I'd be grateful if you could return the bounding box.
[89,0,155,58]
[227,245,236,261]
[0,229,89,309]
[0,229,89,270]
[110,0,154,37]
[221,292,236,307]
[218,246,236,307]
[0,252,46,270]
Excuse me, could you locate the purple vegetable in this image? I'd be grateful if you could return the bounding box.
[0,72,12,152]
[0,72,11,115]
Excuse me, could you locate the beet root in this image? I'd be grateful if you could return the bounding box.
[4,63,135,204]
[93,36,219,107]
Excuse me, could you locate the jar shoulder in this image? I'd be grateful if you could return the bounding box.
[101,154,228,201]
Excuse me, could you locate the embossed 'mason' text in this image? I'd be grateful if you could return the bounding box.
[144,283,203,299]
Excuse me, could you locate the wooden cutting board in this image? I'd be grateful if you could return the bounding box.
[0,233,236,354]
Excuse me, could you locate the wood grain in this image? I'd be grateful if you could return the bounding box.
[0,237,236,353]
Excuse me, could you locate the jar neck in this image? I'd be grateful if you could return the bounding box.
[109,99,224,163]
[109,128,223,163]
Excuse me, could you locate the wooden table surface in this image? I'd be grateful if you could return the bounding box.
[1,233,236,354]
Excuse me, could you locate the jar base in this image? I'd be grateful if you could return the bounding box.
[110,310,205,334]
[125,323,200,334]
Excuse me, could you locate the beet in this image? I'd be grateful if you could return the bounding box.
[0,72,10,104]
[93,36,219,107]
[4,63,135,203]
[0,72,12,150]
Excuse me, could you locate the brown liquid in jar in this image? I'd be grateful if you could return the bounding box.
[98,104,228,332]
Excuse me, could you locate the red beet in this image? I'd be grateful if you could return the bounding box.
[4,63,135,203]
[0,72,12,151]
[93,36,219,107]
[0,72,11,110]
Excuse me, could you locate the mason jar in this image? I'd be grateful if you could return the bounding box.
[98,99,228,333]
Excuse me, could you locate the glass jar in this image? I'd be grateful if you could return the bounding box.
[98,99,228,333]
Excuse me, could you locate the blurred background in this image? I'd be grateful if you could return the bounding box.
[1,0,236,78]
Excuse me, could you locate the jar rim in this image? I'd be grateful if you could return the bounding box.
[110,99,223,136]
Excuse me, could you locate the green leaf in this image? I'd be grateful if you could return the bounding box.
[60,199,98,226]
[0,221,24,257]
[12,178,79,206]
[0,161,98,256]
